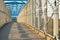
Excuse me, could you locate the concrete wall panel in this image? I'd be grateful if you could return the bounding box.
[0,0,12,28]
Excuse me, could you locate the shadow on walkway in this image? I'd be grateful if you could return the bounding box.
[17,23,32,40]
[0,22,13,40]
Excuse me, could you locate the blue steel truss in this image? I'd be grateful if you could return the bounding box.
[4,0,27,20]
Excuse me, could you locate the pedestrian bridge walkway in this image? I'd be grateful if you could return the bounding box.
[0,0,60,40]
[0,22,45,40]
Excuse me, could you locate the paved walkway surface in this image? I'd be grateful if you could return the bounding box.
[0,22,45,40]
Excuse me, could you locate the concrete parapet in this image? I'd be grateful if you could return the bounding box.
[0,0,12,28]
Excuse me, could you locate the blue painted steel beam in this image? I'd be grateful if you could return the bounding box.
[4,0,27,1]
[4,0,27,19]
[6,4,24,8]
[5,2,25,4]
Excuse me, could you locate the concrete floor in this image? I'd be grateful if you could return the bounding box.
[0,22,44,40]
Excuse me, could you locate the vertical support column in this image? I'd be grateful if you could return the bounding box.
[32,0,34,26]
[30,0,32,26]
[53,0,59,40]
[25,6,27,24]
[28,1,31,25]
[26,5,28,24]
[38,0,40,29]
[27,0,30,24]
[42,0,47,33]
[33,0,36,27]
[27,4,29,24]
[36,0,41,29]
[29,3,31,25]
[26,6,27,24]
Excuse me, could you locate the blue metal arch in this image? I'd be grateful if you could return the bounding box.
[4,0,27,1]
[4,0,27,20]
[5,2,25,4]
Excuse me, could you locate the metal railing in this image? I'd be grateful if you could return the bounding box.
[17,0,59,40]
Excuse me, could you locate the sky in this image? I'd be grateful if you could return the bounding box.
[35,0,59,19]
[47,0,54,17]
[47,0,60,19]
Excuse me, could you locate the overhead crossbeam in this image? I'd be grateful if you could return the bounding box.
[4,0,27,4]
[3,0,27,19]
[4,2,25,4]
[4,0,27,1]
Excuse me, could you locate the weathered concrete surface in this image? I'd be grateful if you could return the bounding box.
[17,1,32,26]
[0,0,12,28]
[0,22,44,40]
[0,0,10,15]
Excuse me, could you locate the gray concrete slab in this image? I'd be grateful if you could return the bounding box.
[0,22,45,40]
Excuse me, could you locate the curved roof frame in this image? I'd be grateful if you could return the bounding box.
[3,0,27,19]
